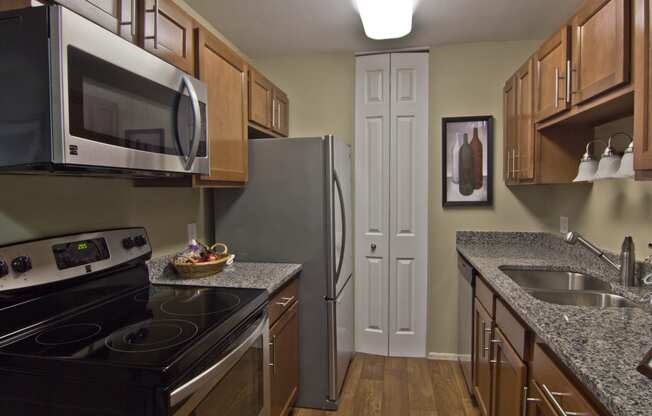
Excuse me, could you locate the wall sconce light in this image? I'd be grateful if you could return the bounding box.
[573,132,634,182]
[573,140,604,183]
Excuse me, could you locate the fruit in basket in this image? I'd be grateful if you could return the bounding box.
[174,241,229,265]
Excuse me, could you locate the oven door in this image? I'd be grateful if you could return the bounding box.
[51,6,209,175]
[167,314,270,416]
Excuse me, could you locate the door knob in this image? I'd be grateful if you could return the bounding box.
[371,243,377,251]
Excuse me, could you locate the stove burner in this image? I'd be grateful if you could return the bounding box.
[160,290,241,317]
[104,319,198,353]
[35,323,102,346]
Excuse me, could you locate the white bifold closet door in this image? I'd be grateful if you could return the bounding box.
[354,51,429,357]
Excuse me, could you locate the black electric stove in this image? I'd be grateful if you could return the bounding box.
[0,228,269,416]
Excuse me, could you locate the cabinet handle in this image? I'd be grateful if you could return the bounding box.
[506,151,512,181]
[481,321,486,358]
[541,384,587,416]
[144,0,159,49]
[268,335,277,375]
[276,296,295,308]
[555,67,560,108]
[522,386,541,416]
[119,0,137,38]
[566,60,572,104]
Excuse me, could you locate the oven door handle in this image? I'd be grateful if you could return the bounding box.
[169,315,267,407]
[179,75,202,171]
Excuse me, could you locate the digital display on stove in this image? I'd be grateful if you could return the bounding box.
[52,238,110,270]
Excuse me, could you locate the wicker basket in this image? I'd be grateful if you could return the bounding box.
[173,243,233,279]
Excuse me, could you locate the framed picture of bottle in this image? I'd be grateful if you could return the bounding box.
[442,116,494,207]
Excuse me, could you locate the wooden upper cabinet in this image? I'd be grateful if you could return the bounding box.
[516,58,536,181]
[503,76,517,184]
[142,0,195,74]
[249,68,274,130]
[193,28,248,184]
[491,328,526,416]
[272,89,290,136]
[534,26,571,122]
[571,0,631,105]
[56,0,138,43]
[634,0,652,175]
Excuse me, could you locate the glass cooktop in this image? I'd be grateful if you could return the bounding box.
[0,283,266,368]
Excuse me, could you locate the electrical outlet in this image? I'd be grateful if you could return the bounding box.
[560,216,569,235]
[187,223,197,245]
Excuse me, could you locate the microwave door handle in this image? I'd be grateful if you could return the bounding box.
[333,171,346,283]
[169,316,267,408]
[180,75,202,171]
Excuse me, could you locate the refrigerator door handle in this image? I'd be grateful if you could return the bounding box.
[333,171,346,283]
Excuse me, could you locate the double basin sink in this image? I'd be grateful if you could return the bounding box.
[499,268,638,308]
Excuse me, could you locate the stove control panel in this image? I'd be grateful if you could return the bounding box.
[0,228,151,292]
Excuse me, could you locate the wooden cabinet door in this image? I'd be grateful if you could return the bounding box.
[571,0,631,105]
[473,299,493,416]
[503,76,517,184]
[272,89,289,136]
[634,0,652,173]
[534,27,571,122]
[249,69,274,130]
[142,0,194,74]
[491,328,527,416]
[515,58,536,182]
[56,0,137,43]
[193,28,248,184]
[269,301,299,416]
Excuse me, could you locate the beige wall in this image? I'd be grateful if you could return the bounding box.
[0,175,210,256]
[257,41,652,356]
[253,54,355,143]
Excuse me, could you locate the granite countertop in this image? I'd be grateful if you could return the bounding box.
[147,255,302,294]
[457,231,652,416]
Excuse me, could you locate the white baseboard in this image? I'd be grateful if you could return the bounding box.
[427,352,462,361]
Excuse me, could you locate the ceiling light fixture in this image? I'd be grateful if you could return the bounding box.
[356,0,414,40]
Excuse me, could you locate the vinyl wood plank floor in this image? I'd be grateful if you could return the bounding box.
[294,354,480,416]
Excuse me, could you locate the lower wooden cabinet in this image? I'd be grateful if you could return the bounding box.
[491,328,526,416]
[268,281,300,416]
[470,272,605,416]
[473,299,494,416]
[530,343,600,416]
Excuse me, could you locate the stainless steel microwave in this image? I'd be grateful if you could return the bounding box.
[0,5,209,177]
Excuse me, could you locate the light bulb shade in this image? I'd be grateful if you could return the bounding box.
[356,0,414,40]
[613,151,635,178]
[573,159,599,182]
[594,154,622,180]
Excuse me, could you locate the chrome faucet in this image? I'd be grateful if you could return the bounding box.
[565,232,638,287]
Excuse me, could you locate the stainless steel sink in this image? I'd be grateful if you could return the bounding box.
[526,290,638,308]
[500,268,638,308]
[499,268,611,291]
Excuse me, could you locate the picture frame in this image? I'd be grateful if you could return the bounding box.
[442,116,494,207]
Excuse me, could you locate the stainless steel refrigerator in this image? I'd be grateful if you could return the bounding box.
[212,136,353,410]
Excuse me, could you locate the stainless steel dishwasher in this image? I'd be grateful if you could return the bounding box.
[457,254,475,397]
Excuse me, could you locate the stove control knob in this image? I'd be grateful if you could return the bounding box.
[0,260,8,277]
[122,237,135,250]
[134,235,147,247]
[11,256,32,274]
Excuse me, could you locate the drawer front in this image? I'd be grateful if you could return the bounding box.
[268,278,299,326]
[532,343,600,416]
[495,299,528,360]
[476,276,496,317]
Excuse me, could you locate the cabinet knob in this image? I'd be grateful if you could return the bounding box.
[371,243,377,251]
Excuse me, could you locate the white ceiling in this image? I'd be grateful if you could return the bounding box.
[185,0,583,58]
